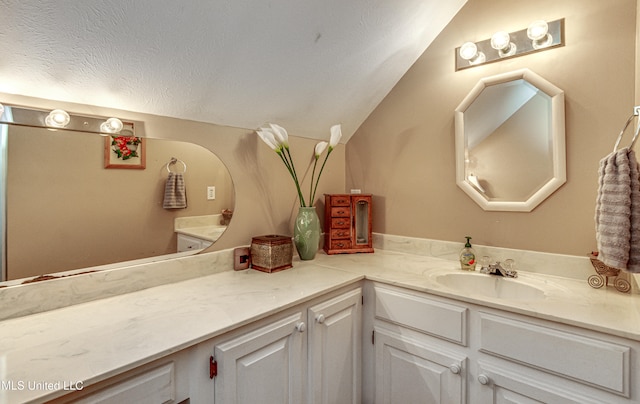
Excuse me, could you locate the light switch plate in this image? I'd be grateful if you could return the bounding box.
[207,186,216,200]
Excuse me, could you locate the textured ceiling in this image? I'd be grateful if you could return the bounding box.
[0,0,466,142]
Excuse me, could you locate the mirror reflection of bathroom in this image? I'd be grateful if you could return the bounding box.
[464,79,553,201]
[455,69,566,212]
[2,121,234,281]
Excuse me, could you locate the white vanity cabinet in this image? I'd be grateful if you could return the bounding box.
[364,283,468,403]
[210,286,362,404]
[50,349,194,404]
[364,282,640,404]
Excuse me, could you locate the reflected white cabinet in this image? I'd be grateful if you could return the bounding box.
[212,287,362,404]
[177,234,207,252]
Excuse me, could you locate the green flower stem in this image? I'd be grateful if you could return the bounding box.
[310,148,333,205]
[309,157,319,206]
[277,150,306,206]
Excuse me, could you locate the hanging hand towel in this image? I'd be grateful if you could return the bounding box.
[163,172,187,209]
[595,147,640,272]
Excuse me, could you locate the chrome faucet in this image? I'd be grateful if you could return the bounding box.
[482,261,518,278]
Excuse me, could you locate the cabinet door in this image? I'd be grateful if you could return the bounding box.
[475,361,603,404]
[177,234,205,252]
[214,313,305,404]
[308,288,362,404]
[374,328,465,404]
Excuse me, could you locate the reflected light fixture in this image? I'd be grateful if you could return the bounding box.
[455,18,564,71]
[100,117,124,133]
[490,31,516,57]
[459,42,486,65]
[45,109,71,128]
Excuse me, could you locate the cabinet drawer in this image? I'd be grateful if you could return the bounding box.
[374,286,468,345]
[330,228,350,239]
[330,240,351,250]
[331,217,351,228]
[330,195,351,206]
[479,313,630,396]
[75,363,174,404]
[331,206,351,217]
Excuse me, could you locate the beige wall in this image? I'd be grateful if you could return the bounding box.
[1,93,345,278]
[346,0,637,256]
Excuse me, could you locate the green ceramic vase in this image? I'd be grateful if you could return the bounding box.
[293,206,321,260]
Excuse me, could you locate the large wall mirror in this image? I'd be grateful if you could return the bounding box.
[454,69,566,212]
[0,105,235,285]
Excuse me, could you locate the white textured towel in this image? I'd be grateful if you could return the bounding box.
[163,172,187,209]
[595,147,640,272]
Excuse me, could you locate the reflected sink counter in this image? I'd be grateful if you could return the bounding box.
[174,214,227,242]
[3,234,640,402]
[175,225,226,242]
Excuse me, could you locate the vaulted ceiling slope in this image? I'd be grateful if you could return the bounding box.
[0,0,466,143]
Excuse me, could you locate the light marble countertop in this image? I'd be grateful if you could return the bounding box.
[2,247,640,403]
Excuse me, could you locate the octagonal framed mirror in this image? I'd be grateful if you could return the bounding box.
[454,68,566,212]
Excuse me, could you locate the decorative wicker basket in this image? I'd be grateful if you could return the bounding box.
[588,253,631,293]
[250,235,293,273]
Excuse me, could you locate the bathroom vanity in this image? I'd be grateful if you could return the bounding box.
[2,237,640,403]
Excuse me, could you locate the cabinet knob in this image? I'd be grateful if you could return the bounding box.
[449,364,461,374]
[477,374,491,385]
[316,314,325,324]
[295,322,306,333]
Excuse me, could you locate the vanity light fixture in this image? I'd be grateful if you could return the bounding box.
[45,109,71,128]
[455,18,564,71]
[100,117,124,134]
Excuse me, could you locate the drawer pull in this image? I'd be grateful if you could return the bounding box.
[478,374,490,385]
[316,314,325,324]
[449,364,461,375]
[296,322,306,333]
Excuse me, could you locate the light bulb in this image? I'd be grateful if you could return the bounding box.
[490,31,516,57]
[491,32,510,50]
[527,20,553,49]
[100,117,124,133]
[459,42,479,60]
[45,109,70,128]
[459,42,486,65]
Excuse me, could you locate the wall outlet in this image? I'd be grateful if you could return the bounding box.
[207,186,216,200]
[234,247,250,270]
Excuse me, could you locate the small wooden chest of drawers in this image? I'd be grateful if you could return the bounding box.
[323,194,374,254]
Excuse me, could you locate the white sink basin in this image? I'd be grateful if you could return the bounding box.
[433,272,546,301]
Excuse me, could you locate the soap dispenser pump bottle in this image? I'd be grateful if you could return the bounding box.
[460,236,477,271]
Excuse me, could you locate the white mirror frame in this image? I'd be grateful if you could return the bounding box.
[455,68,566,212]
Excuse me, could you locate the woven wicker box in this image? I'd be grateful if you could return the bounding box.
[250,235,293,273]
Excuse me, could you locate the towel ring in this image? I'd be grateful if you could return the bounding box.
[166,157,187,173]
[613,106,640,152]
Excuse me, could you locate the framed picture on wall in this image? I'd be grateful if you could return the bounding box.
[104,122,146,169]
